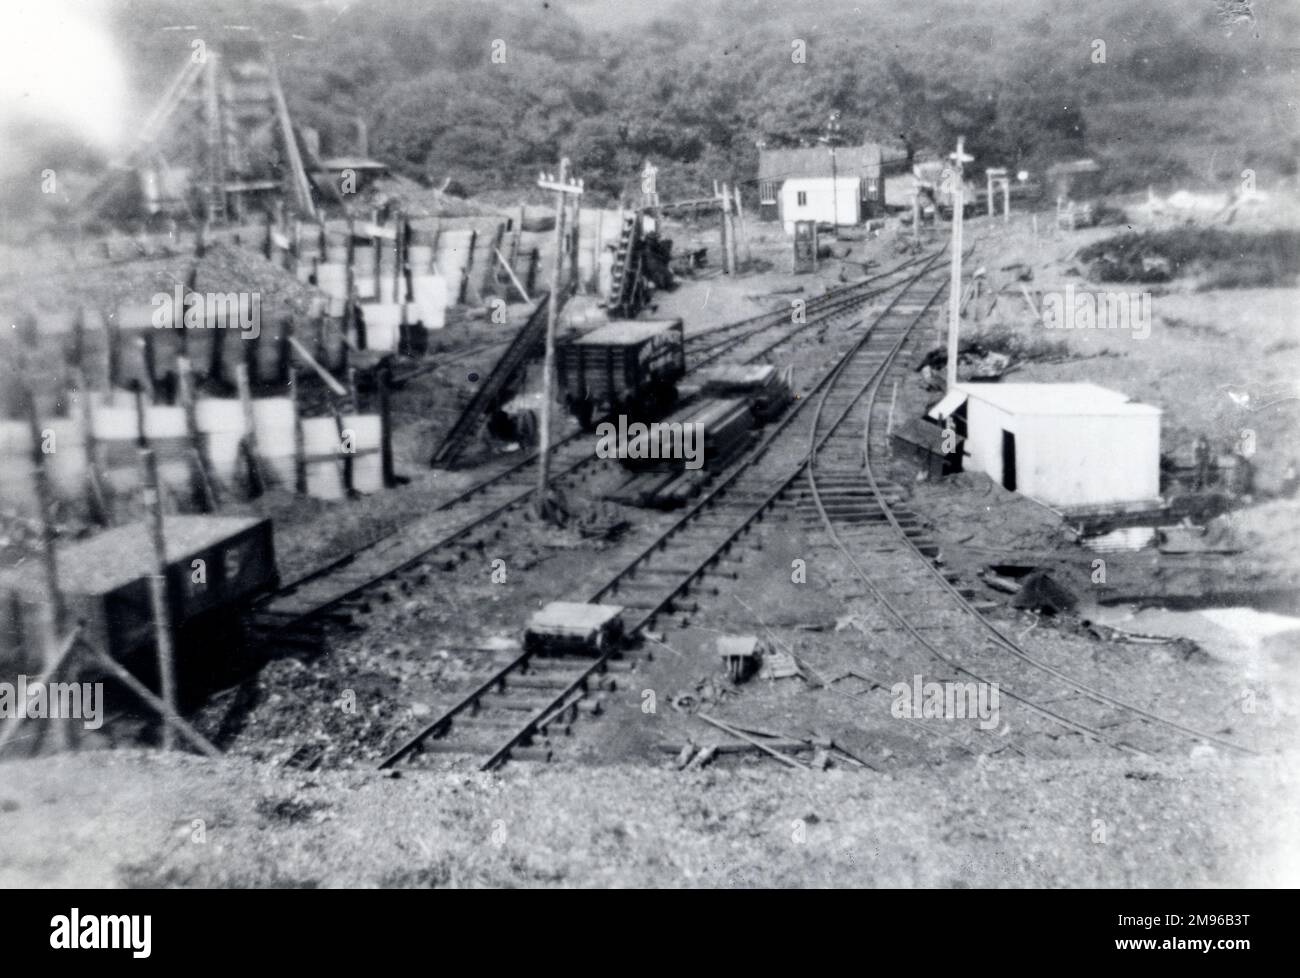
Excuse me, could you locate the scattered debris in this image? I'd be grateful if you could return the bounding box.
[758,648,802,681]
[695,713,809,770]
[1009,568,1077,615]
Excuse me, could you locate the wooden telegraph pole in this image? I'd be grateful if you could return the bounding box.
[535,159,584,519]
[819,112,842,234]
[133,385,178,750]
[946,136,974,391]
[17,328,71,751]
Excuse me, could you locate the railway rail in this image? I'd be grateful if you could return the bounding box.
[383,235,1258,771]
[803,300,1259,759]
[252,250,942,647]
[380,249,954,770]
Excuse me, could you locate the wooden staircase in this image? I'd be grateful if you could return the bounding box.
[608,211,647,318]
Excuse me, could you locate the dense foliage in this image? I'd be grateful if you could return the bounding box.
[38,0,1300,209]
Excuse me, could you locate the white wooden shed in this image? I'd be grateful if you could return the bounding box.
[779,177,862,233]
[928,383,1161,508]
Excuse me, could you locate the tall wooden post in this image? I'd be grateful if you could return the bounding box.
[946,137,973,391]
[177,355,216,511]
[567,204,580,295]
[18,338,70,749]
[287,336,306,495]
[371,214,383,303]
[72,369,109,525]
[733,184,751,264]
[535,159,583,519]
[133,385,177,750]
[378,365,395,488]
[235,363,264,496]
[393,212,406,304]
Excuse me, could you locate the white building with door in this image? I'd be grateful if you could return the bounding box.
[929,383,1161,508]
[757,141,911,227]
[779,177,862,233]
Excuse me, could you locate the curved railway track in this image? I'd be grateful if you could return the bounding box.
[380,249,955,770]
[251,250,942,645]
[803,298,1259,760]
[383,238,1258,771]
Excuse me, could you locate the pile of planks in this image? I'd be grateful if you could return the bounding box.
[697,364,791,421]
[606,397,754,508]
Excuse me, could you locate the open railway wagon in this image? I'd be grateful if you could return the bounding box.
[557,319,685,428]
[0,516,278,699]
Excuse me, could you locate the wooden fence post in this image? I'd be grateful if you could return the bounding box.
[177,356,216,511]
[18,342,72,750]
[378,365,394,488]
[235,363,264,497]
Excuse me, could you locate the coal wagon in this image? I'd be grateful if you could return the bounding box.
[558,319,685,427]
[0,515,277,688]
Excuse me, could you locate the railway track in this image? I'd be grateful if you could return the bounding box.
[250,250,942,647]
[380,249,955,770]
[801,273,1260,760]
[680,249,938,371]
[382,234,1259,771]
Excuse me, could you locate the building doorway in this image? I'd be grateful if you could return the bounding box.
[1001,430,1017,491]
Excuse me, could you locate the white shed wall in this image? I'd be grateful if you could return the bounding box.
[780,177,861,232]
[962,394,1160,507]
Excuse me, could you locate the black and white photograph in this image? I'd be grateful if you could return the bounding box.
[0,0,1295,913]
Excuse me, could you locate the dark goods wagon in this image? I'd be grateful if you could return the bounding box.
[0,516,278,694]
[558,319,685,427]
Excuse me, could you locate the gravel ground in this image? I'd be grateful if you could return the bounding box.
[0,748,1294,888]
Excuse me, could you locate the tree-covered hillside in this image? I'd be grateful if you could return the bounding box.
[47,0,1300,207]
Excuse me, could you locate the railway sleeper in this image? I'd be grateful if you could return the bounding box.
[520,656,596,671]
[463,715,554,733]
[510,674,608,692]
[419,736,525,755]
[491,697,565,712]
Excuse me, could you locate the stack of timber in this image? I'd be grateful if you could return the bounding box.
[696,363,792,421]
[606,397,754,509]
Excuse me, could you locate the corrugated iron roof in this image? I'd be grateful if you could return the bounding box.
[957,382,1161,417]
[758,142,907,182]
